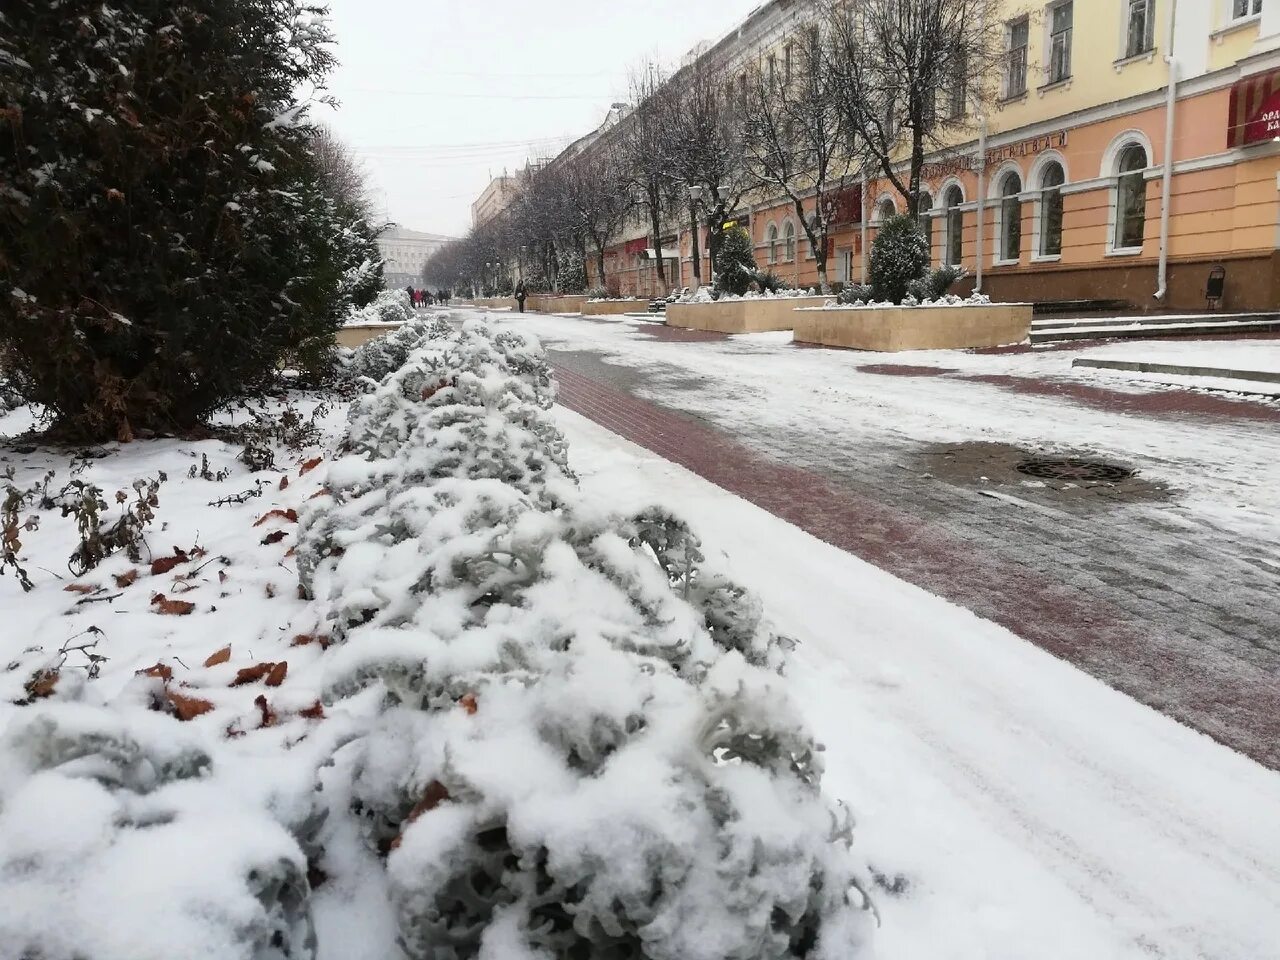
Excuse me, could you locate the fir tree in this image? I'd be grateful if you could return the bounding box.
[0,0,371,440]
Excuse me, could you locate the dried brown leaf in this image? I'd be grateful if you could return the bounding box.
[204,645,231,668]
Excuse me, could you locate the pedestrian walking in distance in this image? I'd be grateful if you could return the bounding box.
[515,279,527,313]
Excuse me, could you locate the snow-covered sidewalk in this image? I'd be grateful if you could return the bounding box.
[554,404,1280,960]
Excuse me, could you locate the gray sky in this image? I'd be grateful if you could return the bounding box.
[322,0,762,238]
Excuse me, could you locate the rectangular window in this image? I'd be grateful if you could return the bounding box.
[1125,0,1155,59]
[948,56,968,118]
[768,54,777,89]
[784,43,794,83]
[1049,2,1073,83]
[1233,0,1263,18]
[1041,188,1064,256]
[947,209,964,266]
[1007,17,1029,97]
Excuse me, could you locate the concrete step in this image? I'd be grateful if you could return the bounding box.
[1031,317,1280,343]
[1031,312,1280,330]
[1072,357,1280,390]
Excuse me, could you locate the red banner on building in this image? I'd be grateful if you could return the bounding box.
[1229,69,1280,147]
[624,237,649,255]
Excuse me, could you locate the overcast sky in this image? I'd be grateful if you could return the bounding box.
[321,0,762,238]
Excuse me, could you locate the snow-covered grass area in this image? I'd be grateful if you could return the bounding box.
[554,404,1280,960]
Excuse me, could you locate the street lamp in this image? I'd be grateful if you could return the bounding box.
[688,185,704,292]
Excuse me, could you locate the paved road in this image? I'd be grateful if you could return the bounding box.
[472,309,1280,769]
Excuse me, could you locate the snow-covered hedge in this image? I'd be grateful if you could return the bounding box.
[297,318,874,959]
[339,311,452,388]
[345,288,416,328]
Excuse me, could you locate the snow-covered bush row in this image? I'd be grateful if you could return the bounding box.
[339,310,452,388]
[297,318,874,959]
[824,290,992,310]
[346,288,417,328]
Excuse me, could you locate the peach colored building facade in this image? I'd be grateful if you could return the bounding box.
[589,0,1280,312]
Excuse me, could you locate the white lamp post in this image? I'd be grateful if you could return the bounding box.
[688,184,704,292]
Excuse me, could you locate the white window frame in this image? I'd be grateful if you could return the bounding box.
[918,189,936,266]
[941,180,966,267]
[782,219,797,261]
[1122,0,1157,61]
[1231,0,1264,21]
[1006,16,1030,98]
[993,164,1024,266]
[1046,1,1074,86]
[1101,132,1154,255]
[765,222,779,263]
[872,193,898,225]
[1028,151,1069,262]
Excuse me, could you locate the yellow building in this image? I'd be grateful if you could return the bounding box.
[592,0,1280,312]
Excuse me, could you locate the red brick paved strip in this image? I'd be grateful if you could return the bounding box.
[552,361,1280,769]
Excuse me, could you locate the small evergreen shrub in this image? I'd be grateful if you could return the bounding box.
[557,255,587,294]
[714,227,758,297]
[905,265,967,303]
[869,215,930,305]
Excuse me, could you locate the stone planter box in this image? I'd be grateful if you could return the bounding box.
[666,296,829,334]
[793,303,1032,352]
[582,299,646,316]
[472,297,517,310]
[337,323,400,349]
[537,295,588,314]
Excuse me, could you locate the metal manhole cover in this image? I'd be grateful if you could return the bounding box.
[1015,457,1135,483]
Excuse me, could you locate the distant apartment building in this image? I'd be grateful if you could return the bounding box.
[378,226,455,288]
[564,0,1280,311]
[471,173,518,228]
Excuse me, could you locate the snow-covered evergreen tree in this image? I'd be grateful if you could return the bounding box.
[0,0,369,440]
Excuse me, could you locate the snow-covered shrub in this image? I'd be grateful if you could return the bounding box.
[714,226,758,297]
[0,702,316,960]
[340,312,453,388]
[297,319,874,959]
[836,284,874,305]
[905,265,966,304]
[557,255,588,294]
[869,215,929,305]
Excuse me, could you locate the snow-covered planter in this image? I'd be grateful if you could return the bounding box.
[795,297,1032,351]
[667,296,830,334]
[582,297,644,316]
[338,312,452,389]
[297,318,875,959]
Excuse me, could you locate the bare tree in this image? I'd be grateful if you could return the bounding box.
[623,63,682,289]
[310,126,374,220]
[822,0,1005,218]
[660,61,746,270]
[741,30,852,292]
[561,143,636,291]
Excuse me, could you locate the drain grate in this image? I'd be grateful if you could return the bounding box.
[1015,457,1135,483]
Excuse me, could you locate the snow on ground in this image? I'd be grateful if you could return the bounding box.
[554,403,1280,960]
[1074,337,1280,374]
[497,311,1280,550]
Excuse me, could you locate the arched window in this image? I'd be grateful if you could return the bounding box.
[1114,144,1148,250]
[766,224,779,264]
[1039,161,1066,257]
[876,198,896,224]
[943,185,964,267]
[918,193,934,266]
[783,220,796,261]
[999,171,1023,262]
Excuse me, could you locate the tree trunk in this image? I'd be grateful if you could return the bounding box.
[648,186,665,286]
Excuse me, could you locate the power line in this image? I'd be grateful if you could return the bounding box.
[344,88,615,101]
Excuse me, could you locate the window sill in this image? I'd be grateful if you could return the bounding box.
[1037,77,1072,95]
[999,90,1029,106]
[1113,49,1157,71]
[1105,246,1145,258]
[1031,254,1062,264]
[991,257,1021,267]
[1213,15,1261,43]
